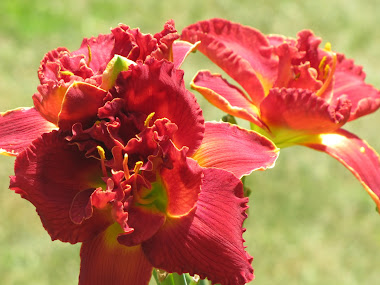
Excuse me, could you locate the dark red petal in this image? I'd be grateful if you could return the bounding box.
[142,167,253,285]
[116,60,205,156]
[160,146,203,217]
[260,88,351,134]
[192,122,279,178]
[79,223,152,285]
[191,70,266,128]
[9,131,112,243]
[58,82,108,131]
[0,107,57,156]
[302,129,380,211]
[332,53,380,121]
[182,18,279,104]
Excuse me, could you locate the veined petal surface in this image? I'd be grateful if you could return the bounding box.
[301,129,380,211]
[0,107,57,156]
[192,122,279,178]
[79,223,152,285]
[9,131,113,243]
[142,168,253,285]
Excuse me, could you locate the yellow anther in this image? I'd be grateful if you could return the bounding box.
[324,42,332,52]
[87,44,92,66]
[123,154,130,180]
[144,112,155,127]
[96,146,107,177]
[134,161,143,174]
[360,147,366,153]
[318,56,327,74]
[60,70,74,76]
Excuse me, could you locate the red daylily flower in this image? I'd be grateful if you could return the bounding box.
[0,22,279,285]
[182,18,380,211]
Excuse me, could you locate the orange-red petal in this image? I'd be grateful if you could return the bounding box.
[182,18,279,104]
[0,107,57,156]
[191,70,266,129]
[192,122,279,178]
[301,129,380,212]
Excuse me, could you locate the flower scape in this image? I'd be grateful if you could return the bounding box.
[0,21,280,285]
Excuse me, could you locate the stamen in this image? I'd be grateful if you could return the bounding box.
[123,154,130,180]
[96,146,107,177]
[324,42,332,52]
[315,51,337,97]
[60,70,74,76]
[144,112,155,127]
[134,161,143,174]
[87,44,92,66]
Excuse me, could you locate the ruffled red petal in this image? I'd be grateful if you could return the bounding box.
[0,107,57,156]
[301,129,380,211]
[115,59,205,156]
[260,88,351,134]
[9,131,113,243]
[332,53,380,121]
[142,167,253,285]
[192,122,279,178]
[79,223,152,285]
[182,18,279,104]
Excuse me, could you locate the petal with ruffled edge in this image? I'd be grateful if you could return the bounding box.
[182,18,278,104]
[192,122,279,178]
[301,129,380,212]
[331,53,380,121]
[260,88,351,136]
[115,59,204,156]
[191,70,266,129]
[58,82,108,131]
[9,131,113,243]
[142,167,253,285]
[0,107,57,156]
[79,223,153,285]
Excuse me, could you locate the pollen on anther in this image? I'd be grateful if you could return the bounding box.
[360,146,366,153]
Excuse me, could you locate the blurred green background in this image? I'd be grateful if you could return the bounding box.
[1,0,380,284]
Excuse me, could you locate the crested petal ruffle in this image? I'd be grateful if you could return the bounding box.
[79,223,153,285]
[332,53,380,121]
[301,129,380,211]
[191,70,266,128]
[0,107,57,156]
[260,88,351,134]
[9,131,113,243]
[115,59,205,156]
[142,167,253,285]
[192,122,279,178]
[182,18,279,104]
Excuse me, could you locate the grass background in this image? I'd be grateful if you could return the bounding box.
[1,0,380,284]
